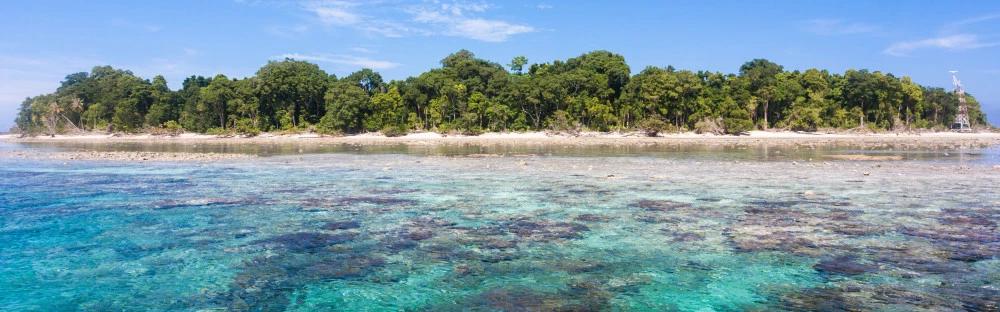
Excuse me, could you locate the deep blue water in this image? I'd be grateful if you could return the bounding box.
[0,142,998,311]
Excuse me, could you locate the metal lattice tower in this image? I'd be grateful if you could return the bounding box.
[950,71,972,132]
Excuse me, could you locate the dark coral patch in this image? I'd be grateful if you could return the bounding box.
[405,229,435,241]
[255,232,356,252]
[505,220,590,240]
[814,255,878,276]
[574,214,612,222]
[337,196,417,206]
[632,200,692,212]
[323,220,361,230]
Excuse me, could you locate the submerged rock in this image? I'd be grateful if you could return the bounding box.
[814,255,878,276]
[323,220,361,230]
[574,214,613,222]
[434,286,610,312]
[153,197,263,210]
[505,220,590,240]
[478,237,517,249]
[778,287,864,311]
[632,199,692,212]
[382,236,419,252]
[301,256,386,280]
[472,288,550,312]
[405,229,435,241]
[336,196,417,206]
[255,232,356,252]
[222,253,385,311]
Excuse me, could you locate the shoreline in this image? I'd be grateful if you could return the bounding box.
[3,130,1000,148]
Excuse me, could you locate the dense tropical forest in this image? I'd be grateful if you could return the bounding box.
[13,50,990,136]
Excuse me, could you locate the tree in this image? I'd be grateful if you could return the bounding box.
[11,49,992,136]
[366,86,406,132]
[255,59,330,129]
[145,75,179,127]
[319,82,369,133]
[509,56,528,74]
[739,59,783,128]
[199,75,235,129]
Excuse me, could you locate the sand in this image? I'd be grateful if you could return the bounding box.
[4,130,1000,149]
[0,150,255,162]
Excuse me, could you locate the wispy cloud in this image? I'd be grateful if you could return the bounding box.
[883,12,1000,57]
[305,1,362,25]
[278,53,400,70]
[802,19,878,35]
[292,0,534,42]
[883,34,998,56]
[946,13,1000,30]
[536,3,553,10]
[408,2,535,42]
[448,19,534,42]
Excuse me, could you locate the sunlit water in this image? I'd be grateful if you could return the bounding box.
[1,142,998,311]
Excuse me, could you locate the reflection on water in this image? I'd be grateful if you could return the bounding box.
[0,143,998,311]
[12,140,1000,164]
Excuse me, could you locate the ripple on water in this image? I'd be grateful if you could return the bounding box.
[2,147,999,311]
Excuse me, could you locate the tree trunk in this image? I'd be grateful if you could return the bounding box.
[762,100,769,130]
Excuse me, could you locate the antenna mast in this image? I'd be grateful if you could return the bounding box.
[949,71,972,132]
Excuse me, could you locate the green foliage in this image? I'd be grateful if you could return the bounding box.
[319,81,369,133]
[546,110,580,134]
[694,117,724,135]
[163,120,183,134]
[12,50,991,137]
[722,117,753,135]
[638,117,670,137]
[149,120,184,136]
[255,59,330,129]
[509,56,528,74]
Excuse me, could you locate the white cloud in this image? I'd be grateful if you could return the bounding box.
[803,19,878,35]
[947,13,1000,29]
[883,34,998,56]
[292,0,533,42]
[407,2,534,42]
[278,53,400,70]
[536,4,553,10]
[450,19,534,42]
[309,6,361,25]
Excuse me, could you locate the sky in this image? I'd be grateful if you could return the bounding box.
[2,0,1000,131]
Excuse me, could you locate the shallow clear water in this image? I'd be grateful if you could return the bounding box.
[1,143,998,311]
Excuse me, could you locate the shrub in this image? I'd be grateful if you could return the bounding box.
[234,119,260,137]
[546,110,580,135]
[722,117,753,135]
[163,120,183,135]
[205,127,236,136]
[381,125,408,137]
[637,117,669,137]
[694,117,725,135]
[149,121,184,136]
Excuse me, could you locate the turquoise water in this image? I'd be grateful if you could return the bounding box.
[1,143,998,311]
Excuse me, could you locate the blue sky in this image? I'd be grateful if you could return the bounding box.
[2,0,999,130]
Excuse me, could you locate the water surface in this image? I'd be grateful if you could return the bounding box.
[1,142,998,311]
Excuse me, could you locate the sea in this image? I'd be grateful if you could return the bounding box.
[1,141,998,311]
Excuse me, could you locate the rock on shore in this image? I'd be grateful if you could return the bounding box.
[0,150,254,162]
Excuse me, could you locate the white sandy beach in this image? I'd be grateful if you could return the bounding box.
[3,130,1000,148]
